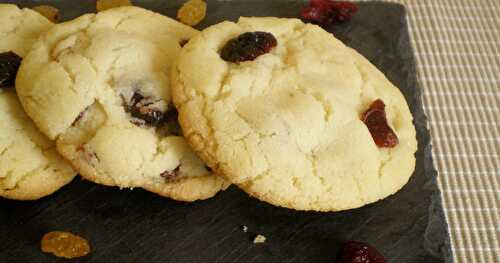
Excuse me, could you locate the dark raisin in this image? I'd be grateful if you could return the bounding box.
[336,241,386,263]
[362,99,399,148]
[160,166,181,181]
[204,165,212,172]
[179,39,189,47]
[123,91,166,127]
[220,32,277,63]
[301,0,359,26]
[164,107,182,134]
[0,52,22,88]
[154,106,183,136]
[164,107,178,123]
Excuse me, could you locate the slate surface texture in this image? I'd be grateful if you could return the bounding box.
[0,1,453,262]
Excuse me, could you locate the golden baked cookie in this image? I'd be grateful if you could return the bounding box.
[0,4,76,200]
[16,6,228,201]
[172,17,417,210]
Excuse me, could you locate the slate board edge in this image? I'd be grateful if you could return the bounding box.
[0,1,454,262]
[395,4,455,262]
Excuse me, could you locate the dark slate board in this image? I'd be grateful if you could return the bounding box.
[0,1,453,262]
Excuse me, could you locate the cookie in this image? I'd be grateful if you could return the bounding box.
[0,4,76,200]
[16,6,228,201]
[172,17,417,211]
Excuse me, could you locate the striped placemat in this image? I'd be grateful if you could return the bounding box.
[375,0,499,262]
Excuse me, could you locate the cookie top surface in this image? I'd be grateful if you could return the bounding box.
[16,6,227,201]
[0,4,75,200]
[172,17,417,211]
[0,4,54,57]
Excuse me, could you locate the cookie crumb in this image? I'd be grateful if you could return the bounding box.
[32,5,59,23]
[253,234,266,244]
[41,231,90,259]
[241,225,248,233]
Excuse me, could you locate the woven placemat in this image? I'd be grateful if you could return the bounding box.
[376,0,499,262]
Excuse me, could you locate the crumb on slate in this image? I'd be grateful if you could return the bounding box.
[241,225,248,233]
[253,234,266,244]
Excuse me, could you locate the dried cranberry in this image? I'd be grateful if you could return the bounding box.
[0,52,22,88]
[123,91,166,127]
[301,0,358,26]
[160,166,181,181]
[336,241,386,263]
[220,32,277,63]
[362,99,399,148]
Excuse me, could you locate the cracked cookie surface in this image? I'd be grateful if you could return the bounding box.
[16,6,228,201]
[0,4,76,200]
[172,17,417,211]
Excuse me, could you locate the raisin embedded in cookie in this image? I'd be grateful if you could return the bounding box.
[0,4,76,200]
[171,17,417,211]
[16,6,228,202]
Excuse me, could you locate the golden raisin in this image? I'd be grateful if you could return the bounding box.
[96,0,132,12]
[32,5,59,23]
[177,0,207,26]
[41,231,91,259]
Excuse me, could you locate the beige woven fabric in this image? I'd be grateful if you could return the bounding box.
[376,0,500,262]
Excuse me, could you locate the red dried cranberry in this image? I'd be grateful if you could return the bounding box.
[160,166,181,181]
[362,99,399,148]
[220,32,277,63]
[336,241,386,263]
[301,0,359,26]
[0,52,22,88]
[123,91,166,127]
